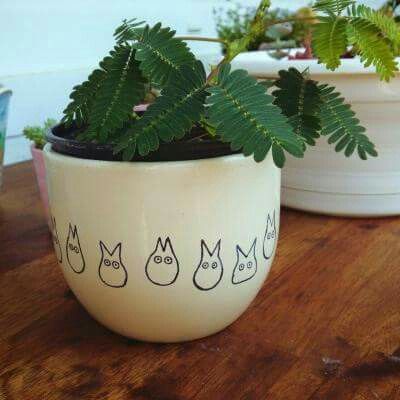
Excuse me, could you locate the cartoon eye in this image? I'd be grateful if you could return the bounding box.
[202,262,209,269]
[112,261,120,269]
[104,259,111,266]
[271,231,275,238]
[154,255,162,264]
[74,246,79,254]
[69,243,74,250]
[267,233,271,240]
[164,256,173,265]
[247,261,252,268]
[211,262,217,269]
[239,263,245,271]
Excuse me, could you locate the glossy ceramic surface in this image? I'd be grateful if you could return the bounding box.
[232,52,400,216]
[44,145,281,341]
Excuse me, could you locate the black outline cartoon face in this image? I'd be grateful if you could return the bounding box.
[66,223,85,273]
[145,237,179,286]
[232,239,257,285]
[98,241,128,288]
[51,215,62,263]
[193,239,224,291]
[263,210,277,260]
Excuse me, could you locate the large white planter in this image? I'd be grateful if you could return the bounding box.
[44,144,280,342]
[232,52,400,216]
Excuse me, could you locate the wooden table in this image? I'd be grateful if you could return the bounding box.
[1,161,400,400]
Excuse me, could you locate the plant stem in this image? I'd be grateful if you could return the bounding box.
[176,36,227,45]
[206,0,271,84]
[201,2,318,85]
[206,58,226,84]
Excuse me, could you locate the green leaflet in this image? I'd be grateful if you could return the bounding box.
[312,1,400,78]
[114,19,196,87]
[273,68,322,147]
[115,61,207,159]
[312,16,348,70]
[317,83,377,158]
[313,0,355,14]
[82,45,146,143]
[347,17,398,81]
[347,7,398,81]
[350,4,400,54]
[114,18,146,42]
[206,63,304,167]
[62,67,107,127]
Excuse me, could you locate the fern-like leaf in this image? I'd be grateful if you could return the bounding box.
[114,18,145,41]
[114,19,196,87]
[115,61,207,158]
[273,68,321,147]
[347,17,398,81]
[350,4,400,54]
[62,68,106,127]
[312,16,348,70]
[317,83,377,158]
[82,45,146,143]
[206,64,304,167]
[313,0,355,15]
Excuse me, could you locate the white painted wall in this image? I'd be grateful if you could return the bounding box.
[0,0,382,164]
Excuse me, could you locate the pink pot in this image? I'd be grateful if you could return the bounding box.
[31,144,51,228]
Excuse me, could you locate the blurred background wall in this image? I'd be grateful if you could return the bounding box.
[0,0,382,164]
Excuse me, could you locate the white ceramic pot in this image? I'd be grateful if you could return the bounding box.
[44,144,280,342]
[232,52,400,216]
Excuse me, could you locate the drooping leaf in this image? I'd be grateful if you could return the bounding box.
[206,63,304,167]
[62,67,107,127]
[317,83,377,158]
[312,16,348,70]
[273,68,322,147]
[349,4,400,54]
[115,61,207,158]
[347,16,398,81]
[272,143,286,168]
[82,45,146,143]
[114,19,196,87]
[313,0,355,15]
[114,18,146,42]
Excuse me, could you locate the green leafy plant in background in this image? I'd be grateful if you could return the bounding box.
[312,1,400,78]
[380,0,400,23]
[213,1,317,54]
[23,119,57,150]
[61,0,399,168]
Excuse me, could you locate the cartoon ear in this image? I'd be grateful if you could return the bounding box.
[236,244,245,258]
[155,237,163,251]
[70,224,78,238]
[200,240,208,257]
[267,213,273,228]
[164,237,173,252]
[202,239,221,257]
[213,239,221,256]
[250,238,257,255]
[99,240,106,254]
[114,242,122,257]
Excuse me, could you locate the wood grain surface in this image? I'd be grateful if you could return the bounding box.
[1,161,400,400]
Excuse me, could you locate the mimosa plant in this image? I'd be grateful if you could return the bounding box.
[61,0,400,167]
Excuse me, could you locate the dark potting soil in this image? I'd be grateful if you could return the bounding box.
[47,123,240,162]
